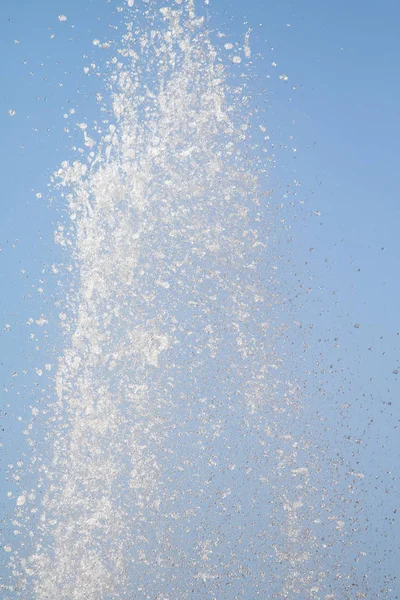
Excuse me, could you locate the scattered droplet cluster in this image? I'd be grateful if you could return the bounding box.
[1,1,397,600]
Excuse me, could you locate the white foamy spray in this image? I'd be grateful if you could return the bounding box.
[3,2,371,599]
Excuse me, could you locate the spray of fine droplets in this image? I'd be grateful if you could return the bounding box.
[3,2,373,599]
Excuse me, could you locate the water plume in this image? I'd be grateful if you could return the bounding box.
[3,2,371,599]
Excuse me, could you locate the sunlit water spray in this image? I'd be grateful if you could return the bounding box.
[3,2,371,599]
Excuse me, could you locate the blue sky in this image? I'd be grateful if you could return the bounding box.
[1,0,399,597]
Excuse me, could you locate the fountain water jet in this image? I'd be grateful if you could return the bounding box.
[3,2,370,599]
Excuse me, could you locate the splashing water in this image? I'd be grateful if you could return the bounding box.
[3,2,373,599]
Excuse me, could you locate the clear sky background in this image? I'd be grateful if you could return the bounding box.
[0,0,399,597]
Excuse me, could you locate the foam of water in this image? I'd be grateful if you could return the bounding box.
[3,2,370,599]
